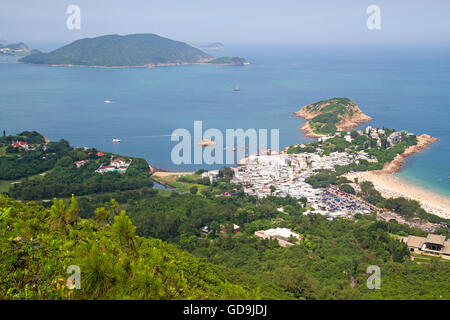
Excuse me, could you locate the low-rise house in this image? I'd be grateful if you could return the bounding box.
[387,132,403,145]
[254,227,302,247]
[405,234,450,260]
[202,170,220,183]
[11,141,31,150]
[111,157,127,168]
[219,223,241,235]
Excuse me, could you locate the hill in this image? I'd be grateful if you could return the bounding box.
[295,98,372,137]
[0,195,260,299]
[207,56,249,66]
[0,131,153,200]
[0,42,30,56]
[19,33,248,68]
[197,42,225,50]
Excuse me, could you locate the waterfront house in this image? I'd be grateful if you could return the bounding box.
[96,165,116,174]
[405,234,450,260]
[111,157,127,168]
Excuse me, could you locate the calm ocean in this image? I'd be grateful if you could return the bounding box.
[1,44,449,196]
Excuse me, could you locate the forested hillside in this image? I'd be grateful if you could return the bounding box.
[0,195,262,299]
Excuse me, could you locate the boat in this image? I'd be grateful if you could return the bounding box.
[112,138,121,143]
[104,100,113,104]
[233,87,240,92]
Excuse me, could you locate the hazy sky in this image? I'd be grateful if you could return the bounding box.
[1,0,450,46]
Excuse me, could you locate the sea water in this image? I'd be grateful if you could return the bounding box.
[0,44,449,196]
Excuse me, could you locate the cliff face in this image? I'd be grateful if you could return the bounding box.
[295,98,372,136]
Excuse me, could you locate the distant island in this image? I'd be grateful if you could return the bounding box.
[0,41,31,56]
[196,42,225,50]
[295,97,372,137]
[19,33,249,68]
[207,56,249,66]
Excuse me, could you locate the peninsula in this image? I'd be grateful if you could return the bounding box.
[0,41,31,56]
[295,97,372,137]
[18,33,249,68]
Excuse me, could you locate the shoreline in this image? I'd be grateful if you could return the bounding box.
[374,134,439,174]
[18,60,250,69]
[345,171,450,219]
[294,100,372,137]
[345,134,449,218]
[299,122,327,138]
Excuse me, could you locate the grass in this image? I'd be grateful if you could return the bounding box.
[0,168,53,194]
[412,253,449,264]
[0,180,12,193]
[152,174,209,194]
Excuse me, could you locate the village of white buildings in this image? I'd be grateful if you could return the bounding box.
[202,126,446,247]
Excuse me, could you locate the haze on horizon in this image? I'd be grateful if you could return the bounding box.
[1,0,450,49]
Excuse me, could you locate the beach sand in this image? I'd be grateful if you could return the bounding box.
[152,171,194,178]
[345,171,450,219]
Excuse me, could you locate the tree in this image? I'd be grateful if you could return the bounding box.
[112,211,137,253]
[339,184,355,195]
[270,185,276,195]
[49,194,79,234]
[190,186,198,195]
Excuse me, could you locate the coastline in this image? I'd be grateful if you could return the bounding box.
[293,106,447,217]
[375,134,439,174]
[18,59,250,69]
[299,122,326,138]
[343,134,448,219]
[345,171,450,219]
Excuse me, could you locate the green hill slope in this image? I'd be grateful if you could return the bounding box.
[0,195,258,299]
[295,97,372,136]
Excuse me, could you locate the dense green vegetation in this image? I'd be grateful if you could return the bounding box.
[358,181,450,225]
[20,33,213,67]
[2,130,448,300]
[304,98,360,135]
[0,132,153,200]
[0,132,64,180]
[0,195,259,299]
[121,192,450,299]
[1,182,449,299]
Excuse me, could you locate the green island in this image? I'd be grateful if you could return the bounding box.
[0,131,449,300]
[295,98,372,136]
[19,34,248,68]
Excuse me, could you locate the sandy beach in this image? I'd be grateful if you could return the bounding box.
[345,171,450,219]
[344,133,450,219]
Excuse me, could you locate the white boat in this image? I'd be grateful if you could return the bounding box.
[104,100,113,104]
[112,138,121,143]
